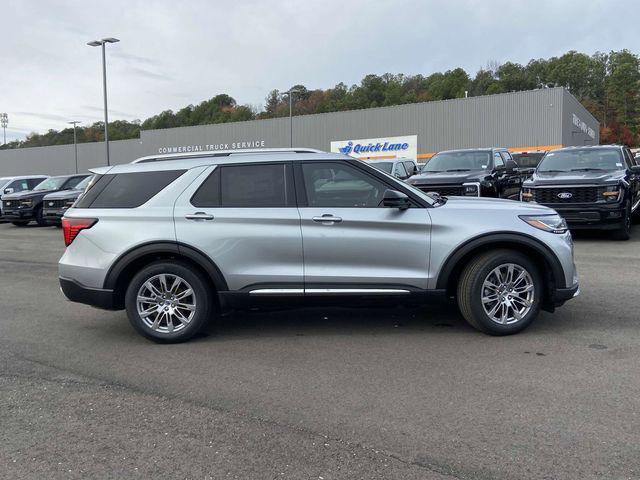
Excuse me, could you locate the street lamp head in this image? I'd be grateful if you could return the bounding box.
[87,40,102,47]
[102,37,120,44]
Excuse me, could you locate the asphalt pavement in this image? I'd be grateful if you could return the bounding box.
[1,222,639,479]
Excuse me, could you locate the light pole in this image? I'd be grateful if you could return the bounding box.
[0,113,8,145]
[87,37,119,165]
[283,89,300,147]
[68,121,80,173]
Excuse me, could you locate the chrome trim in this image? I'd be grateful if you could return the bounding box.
[305,288,410,294]
[529,184,603,188]
[249,289,304,295]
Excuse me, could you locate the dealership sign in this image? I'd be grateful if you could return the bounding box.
[158,139,267,154]
[330,135,417,160]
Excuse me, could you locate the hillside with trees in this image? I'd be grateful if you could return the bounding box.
[2,49,638,150]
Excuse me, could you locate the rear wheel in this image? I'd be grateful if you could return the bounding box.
[125,261,213,343]
[457,249,542,335]
[11,221,29,226]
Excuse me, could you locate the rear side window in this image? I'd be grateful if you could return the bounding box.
[191,169,221,207]
[76,170,185,208]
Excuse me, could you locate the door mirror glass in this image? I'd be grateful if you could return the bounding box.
[505,159,518,172]
[630,165,640,174]
[382,189,410,210]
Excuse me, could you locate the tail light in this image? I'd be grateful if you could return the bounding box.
[62,217,97,246]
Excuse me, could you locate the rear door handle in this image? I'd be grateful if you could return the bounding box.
[312,215,342,224]
[185,212,214,221]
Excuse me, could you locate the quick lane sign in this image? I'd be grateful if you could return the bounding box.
[330,135,417,160]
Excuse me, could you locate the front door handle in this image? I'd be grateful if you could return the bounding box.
[312,214,342,224]
[185,212,214,221]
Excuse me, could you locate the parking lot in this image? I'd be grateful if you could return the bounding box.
[1,222,639,479]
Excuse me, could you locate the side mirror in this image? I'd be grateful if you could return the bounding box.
[630,165,640,174]
[382,189,410,210]
[505,159,518,173]
[4,188,14,194]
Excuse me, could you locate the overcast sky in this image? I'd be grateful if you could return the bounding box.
[1,0,637,142]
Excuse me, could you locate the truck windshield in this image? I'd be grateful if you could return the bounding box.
[33,177,68,191]
[423,151,491,172]
[538,149,623,172]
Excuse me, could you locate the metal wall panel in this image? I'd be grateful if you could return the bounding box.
[0,88,597,176]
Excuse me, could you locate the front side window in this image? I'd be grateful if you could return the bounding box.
[302,162,387,208]
[538,148,624,172]
[394,162,408,178]
[403,161,417,175]
[422,151,491,173]
[494,153,505,168]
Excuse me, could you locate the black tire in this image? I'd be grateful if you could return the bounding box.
[125,261,213,343]
[612,201,631,241]
[11,221,29,226]
[457,249,542,335]
[34,207,47,227]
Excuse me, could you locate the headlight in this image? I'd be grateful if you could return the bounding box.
[519,214,568,234]
[20,199,33,207]
[521,187,534,202]
[462,182,480,196]
[602,185,621,202]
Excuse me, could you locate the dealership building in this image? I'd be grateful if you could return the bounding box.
[0,87,599,176]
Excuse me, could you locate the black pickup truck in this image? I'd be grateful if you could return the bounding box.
[2,174,90,226]
[521,145,640,240]
[407,148,524,199]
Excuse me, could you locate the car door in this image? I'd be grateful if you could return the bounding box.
[500,151,522,200]
[624,148,640,212]
[296,160,431,291]
[174,162,304,292]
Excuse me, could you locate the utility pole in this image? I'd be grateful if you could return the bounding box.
[87,37,119,165]
[68,121,80,173]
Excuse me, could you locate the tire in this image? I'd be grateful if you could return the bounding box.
[612,201,631,241]
[11,221,29,226]
[125,261,213,343]
[457,249,542,335]
[34,207,47,227]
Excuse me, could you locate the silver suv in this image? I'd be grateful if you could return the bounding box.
[59,149,579,343]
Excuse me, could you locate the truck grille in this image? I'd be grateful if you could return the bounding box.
[417,185,464,196]
[533,186,600,204]
[44,199,67,209]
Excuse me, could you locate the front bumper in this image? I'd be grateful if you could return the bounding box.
[539,203,625,230]
[43,207,68,224]
[2,206,36,220]
[552,283,580,307]
[59,277,118,310]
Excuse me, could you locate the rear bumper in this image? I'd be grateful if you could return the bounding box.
[59,277,118,310]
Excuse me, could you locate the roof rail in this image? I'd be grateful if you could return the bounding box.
[131,148,325,164]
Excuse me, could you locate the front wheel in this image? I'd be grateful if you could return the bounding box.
[125,261,213,343]
[457,249,542,335]
[612,201,631,241]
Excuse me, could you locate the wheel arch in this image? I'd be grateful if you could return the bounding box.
[436,232,566,308]
[104,242,228,310]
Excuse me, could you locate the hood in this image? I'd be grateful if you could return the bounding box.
[524,169,625,187]
[409,169,489,185]
[1,189,54,200]
[441,195,554,214]
[43,189,83,201]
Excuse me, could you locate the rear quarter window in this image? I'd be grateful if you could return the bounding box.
[76,170,185,208]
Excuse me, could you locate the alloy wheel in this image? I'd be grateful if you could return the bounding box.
[481,263,535,325]
[136,274,197,333]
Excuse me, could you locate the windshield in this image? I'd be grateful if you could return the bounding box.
[538,148,624,172]
[423,151,491,172]
[369,162,393,174]
[74,176,92,190]
[33,176,68,191]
